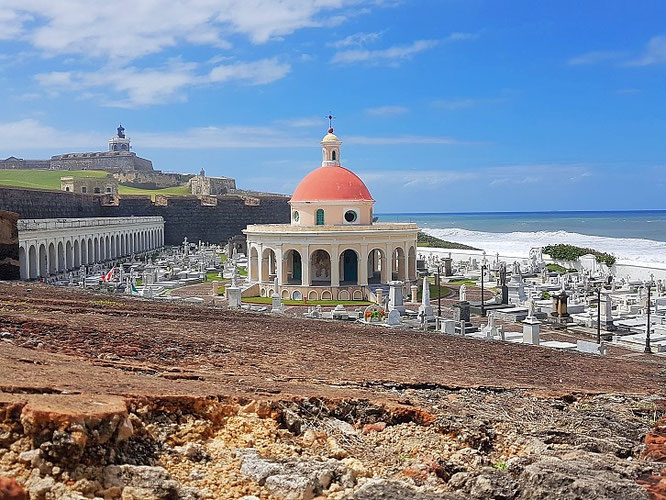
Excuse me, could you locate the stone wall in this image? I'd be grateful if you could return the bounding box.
[0,158,51,170]
[114,171,194,189]
[188,175,237,195]
[0,187,290,246]
[0,210,19,280]
[50,152,153,172]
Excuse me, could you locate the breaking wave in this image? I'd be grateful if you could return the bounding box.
[423,227,666,265]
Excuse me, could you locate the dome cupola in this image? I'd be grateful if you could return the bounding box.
[289,119,375,226]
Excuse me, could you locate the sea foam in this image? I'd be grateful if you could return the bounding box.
[423,227,666,266]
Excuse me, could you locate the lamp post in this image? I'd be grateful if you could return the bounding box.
[436,265,442,317]
[597,287,601,344]
[645,281,652,354]
[480,264,487,317]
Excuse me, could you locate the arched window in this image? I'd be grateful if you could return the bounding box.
[331,150,336,161]
[316,209,325,225]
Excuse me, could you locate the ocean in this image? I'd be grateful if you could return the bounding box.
[377,211,666,265]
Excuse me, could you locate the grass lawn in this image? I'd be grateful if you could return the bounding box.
[418,284,451,301]
[0,169,109,190]
[206,271,223,281]
[0,168,190,198]
[448,279,477,286]
[217,286,226,295]
[242,297,373,306]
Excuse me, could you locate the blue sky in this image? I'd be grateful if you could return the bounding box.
[1,0,665,212]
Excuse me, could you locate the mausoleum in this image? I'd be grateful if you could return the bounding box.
[244,124,418,301]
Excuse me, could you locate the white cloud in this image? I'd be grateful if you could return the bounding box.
[626,35,666,66]
[0,119,104,150]
[208,58,290,85]
[364,105,409,116]
[328,31,382,48]
[331,39,438,64]
[446,32,477,41]
[346,134,478,145]
[359,169,477,189]
[4,0,373,60]
[35,57,290,107]
[431,97,505,110]
[567,50,627,66]
[0,118,484,153]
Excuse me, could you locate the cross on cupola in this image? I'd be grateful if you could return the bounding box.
[321,113,341,167]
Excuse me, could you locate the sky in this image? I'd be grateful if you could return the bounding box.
[0,0,665,213]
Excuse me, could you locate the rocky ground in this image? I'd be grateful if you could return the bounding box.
[1,282,666,499]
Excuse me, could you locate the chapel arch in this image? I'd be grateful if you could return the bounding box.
[408,246,416,281]
[393,246,406,281]
[367,248,387,284]
[261,248,277,282]
[310,249,331,286]
[249,246,259,282]
[339,248,359,285]
[283,249,303,285]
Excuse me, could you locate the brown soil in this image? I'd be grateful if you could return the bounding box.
[2,282,666,499]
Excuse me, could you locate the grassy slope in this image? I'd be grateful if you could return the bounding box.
[0,169,189,196]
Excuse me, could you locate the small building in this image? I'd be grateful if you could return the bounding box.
[188,169,236,196]
[244,125,418,301]
[60,176,118,195]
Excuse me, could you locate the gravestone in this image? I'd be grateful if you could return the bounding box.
[577,340,608,355]
[375,288,383,306]
[227,286,241,309]
[271,294,284,314]
[411,284,418,303]
[386,309,401,326]
[442,254,453,277]
[332,304,348,320]
[388,281,405,314]
[418,276,433,319]
[522,316,540,345]
[440,319,456,334]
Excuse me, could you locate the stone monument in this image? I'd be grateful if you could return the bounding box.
[522,298,540,344]
[388,281,406,314]
[418,276,433,320]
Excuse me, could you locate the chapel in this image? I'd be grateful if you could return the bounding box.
[244,123,418,301]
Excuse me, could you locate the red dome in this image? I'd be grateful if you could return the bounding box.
[290,166,374,202]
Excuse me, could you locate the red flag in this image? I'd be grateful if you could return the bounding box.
[102,267,115,283]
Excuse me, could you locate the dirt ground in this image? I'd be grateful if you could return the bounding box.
[2,282,666,499]
[0,282,664,400]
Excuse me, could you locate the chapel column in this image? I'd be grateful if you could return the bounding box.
[275,245,283,286]
[359,243,369,286]
[331,243,340,287]
[301,245,310,286]
[385,243,393,283]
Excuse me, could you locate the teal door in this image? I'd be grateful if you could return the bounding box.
[343,250,358,283]
[292,252,302,281]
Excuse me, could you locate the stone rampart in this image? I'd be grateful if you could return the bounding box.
[0,187,290,246]
[113,171,194,189]
[50,152,153,172]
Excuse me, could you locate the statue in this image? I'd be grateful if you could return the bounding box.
[459,284,467,302]
[499,263,507,286]
[528,298,536,318]
[512,261,522,278]
[117,124,125,138]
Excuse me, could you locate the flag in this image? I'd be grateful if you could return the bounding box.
[101,267,115,283]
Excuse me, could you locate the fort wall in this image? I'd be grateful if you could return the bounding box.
[0,186,290,246]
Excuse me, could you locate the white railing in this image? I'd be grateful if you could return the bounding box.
[18,216,163,232]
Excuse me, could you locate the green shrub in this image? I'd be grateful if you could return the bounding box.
[543,244,616,267]
[417,232,480,250]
